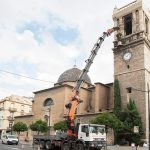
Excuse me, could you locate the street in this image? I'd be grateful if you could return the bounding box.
[0,140,33,150]
[107,145,148,150]
[0,140,149,150]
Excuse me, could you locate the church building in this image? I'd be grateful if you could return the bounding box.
[15,0,150,143]
[32,67,113,129]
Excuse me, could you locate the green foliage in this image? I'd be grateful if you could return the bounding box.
[54,120,68,131]
[113,79,122,117]
[118,99,143,145]
[90,112,124,132]
[30,119,48,135]
[13,122,28,134]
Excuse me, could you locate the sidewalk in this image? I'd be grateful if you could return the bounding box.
[107,145,148,150]
[19,139,33,146]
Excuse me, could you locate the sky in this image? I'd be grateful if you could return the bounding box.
[0,0,150,99]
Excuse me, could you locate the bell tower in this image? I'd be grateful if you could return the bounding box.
[113,0,150,140]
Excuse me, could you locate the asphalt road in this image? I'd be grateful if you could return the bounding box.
[107,145,148,150]
[0,141,33,150]
[0,141,149,150]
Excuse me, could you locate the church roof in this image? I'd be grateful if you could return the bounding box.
[57,67,91,84]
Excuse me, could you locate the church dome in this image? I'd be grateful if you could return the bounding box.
[57,67,91,84]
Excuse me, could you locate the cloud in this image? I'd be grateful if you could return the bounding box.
[0,0,150,99]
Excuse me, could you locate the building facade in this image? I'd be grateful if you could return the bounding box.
[0,95,32,136]
[32,67,113,128]
[113,0,150,140]
[14,0,149,143]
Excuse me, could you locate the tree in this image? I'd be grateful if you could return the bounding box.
[30,119,48,135]
[90,112,124,132]
[54,120,68,131]
[119,99,143,145]
[113,79,122,117]
[13,122,28,135]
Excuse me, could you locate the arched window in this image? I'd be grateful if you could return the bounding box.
[43,98,54,107]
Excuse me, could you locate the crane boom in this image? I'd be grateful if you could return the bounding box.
[65,27,119,138]
[75,27,119,91]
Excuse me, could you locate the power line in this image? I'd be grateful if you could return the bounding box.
[0,69,55,83]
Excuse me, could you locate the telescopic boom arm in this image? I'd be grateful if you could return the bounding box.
[65,27,119,137]
[75,27,119,91]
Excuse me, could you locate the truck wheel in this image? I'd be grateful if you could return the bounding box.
[62,143,70,150]
[40,140,46,149]
[46,141,54,150]
[75,143,84,150]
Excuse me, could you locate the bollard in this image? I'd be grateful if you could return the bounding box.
[131,143,135,150]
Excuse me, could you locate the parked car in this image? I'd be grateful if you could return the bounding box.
[1,134,18,145]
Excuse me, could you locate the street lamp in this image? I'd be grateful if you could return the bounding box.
[43,98,54,135]
[126,83,150,149]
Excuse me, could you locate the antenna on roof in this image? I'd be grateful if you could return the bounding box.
[73,59,77,68]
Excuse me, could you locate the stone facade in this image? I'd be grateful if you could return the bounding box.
[32,79,113,128]
[113,0,150,140]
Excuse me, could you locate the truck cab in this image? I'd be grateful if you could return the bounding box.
[75,124,106,150]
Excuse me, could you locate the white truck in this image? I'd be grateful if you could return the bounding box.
[33,123,106,150]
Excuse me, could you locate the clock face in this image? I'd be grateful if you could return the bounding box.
[123,52,132,61]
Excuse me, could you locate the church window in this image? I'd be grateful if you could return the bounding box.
[43,98,54,107]
[126,87,132,103]
[124,13,132,35]
[126,87,132,93]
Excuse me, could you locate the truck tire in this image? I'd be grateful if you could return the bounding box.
[46,141,55,150]
[62,143,70,150]
[75,143,84,150]
[40,140,46,149]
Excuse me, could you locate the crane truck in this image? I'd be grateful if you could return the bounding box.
[33,27,119,150]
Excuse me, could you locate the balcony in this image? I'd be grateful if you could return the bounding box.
[7,116,14,122]
[9,107,17,112]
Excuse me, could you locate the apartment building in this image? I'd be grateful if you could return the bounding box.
[0,95,32,136]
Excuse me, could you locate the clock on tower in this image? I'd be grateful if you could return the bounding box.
[113,0,150,141]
